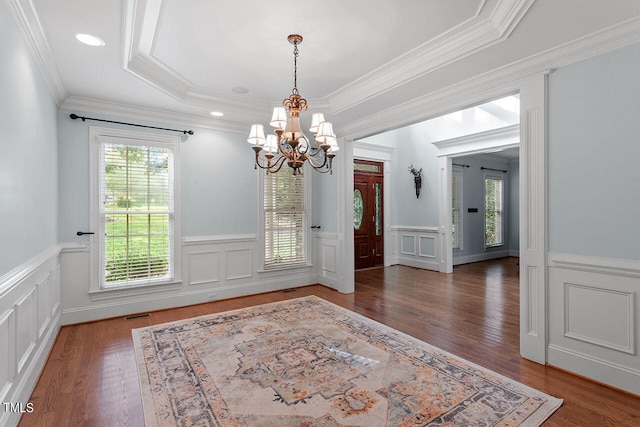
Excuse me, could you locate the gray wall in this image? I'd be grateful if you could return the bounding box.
[56,110,260,243]
[311,155,340,233]
[548,42,640,260]
[0,5,58,277]
[389,125,441,227]
[453,155,518,260]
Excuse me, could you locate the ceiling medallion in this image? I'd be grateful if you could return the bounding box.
[247,34,339,175]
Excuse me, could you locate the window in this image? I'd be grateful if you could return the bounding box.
[451,166,464,250]
[263,168,308,267]
[485,175,504,247]
[91,128,179,290]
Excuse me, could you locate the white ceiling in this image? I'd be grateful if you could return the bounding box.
[7,0,640,136]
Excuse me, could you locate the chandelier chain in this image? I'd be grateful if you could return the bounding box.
[292,41,299,95]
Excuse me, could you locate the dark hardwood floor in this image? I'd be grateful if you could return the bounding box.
[19,258,640,426]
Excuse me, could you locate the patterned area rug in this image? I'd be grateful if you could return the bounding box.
[132,296,561,426]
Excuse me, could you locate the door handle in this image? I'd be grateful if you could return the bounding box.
[76,231,95,236]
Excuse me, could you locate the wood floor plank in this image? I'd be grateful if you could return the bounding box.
[18,258,640,426]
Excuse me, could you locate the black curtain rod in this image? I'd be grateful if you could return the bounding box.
[453,163,470,168]
[69,113,194,135]
[481,166,507,173]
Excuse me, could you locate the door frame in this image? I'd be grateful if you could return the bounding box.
[353,144,392,268]
[354,159,385,269]
[435,124,520,273]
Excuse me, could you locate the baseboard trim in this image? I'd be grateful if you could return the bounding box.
[453,250,511,266]
[61,276,317,325]
[397,256,440,272]
[548,344,640,396]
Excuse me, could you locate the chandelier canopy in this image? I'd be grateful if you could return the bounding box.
[247,34,339,175]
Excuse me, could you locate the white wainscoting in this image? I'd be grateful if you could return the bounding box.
[60,234,323,324]
[182,234,320,297]
[312,231,341,289]
[548,253,640,396]
[0,247,61,427]
[453,249,512,266]
[390,226,441,271]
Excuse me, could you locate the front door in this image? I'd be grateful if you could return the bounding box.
[354,160,384,269]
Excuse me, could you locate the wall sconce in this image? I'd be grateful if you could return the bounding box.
[408,164,423,198]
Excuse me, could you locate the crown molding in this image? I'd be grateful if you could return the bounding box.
[432,124,519,157]
[11,0,640,140]
[325,0,535,114]
[6,0,68,104]
[122,0,534,118]
[339,15,640,141]
[123,0,271,118]
[60,96,248,134]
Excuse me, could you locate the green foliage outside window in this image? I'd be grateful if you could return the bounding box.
[485,177,503,246]
[103,144,172,284]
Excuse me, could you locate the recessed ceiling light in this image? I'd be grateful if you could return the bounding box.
[75,33,105,47]
[210,111,224,117]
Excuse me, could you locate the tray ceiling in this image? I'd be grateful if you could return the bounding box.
[8,0,640,134]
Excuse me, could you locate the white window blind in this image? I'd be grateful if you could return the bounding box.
[452,167,464,250]
[485,176,504,247]
[99,141,175,287]
[264,169,306,267]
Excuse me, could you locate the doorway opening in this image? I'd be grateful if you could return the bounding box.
[354,159,384,269]
[432,94,521,273]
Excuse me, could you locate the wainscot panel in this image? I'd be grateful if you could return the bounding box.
[183,235,317,298]
[0,247,61,427]
[312,231,341,290]
[391,226,441,271]
[548,253,640,396]
[187,250,220,286]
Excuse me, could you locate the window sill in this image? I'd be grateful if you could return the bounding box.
[258,263,313,275]
[89,279,182,301]
[485,244,504,250]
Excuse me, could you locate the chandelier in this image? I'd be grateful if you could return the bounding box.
[247,34,339,175]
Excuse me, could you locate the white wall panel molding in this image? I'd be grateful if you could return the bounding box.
[312,232,341,290]
[549,252,640,278]
[60,233,317,324]
[187,250,220,286]
[563,282,634,354]
[36,275,51,339]
[226,249,253,280]
[401,235,416,256]
[391,227,441,272]
[548,256,640,395]
[0,246,62,299]
[0,246,61,427]
[0,309,16,403]
[14,289,36,374]
[418,236,436,259]
[182,234,257,245]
